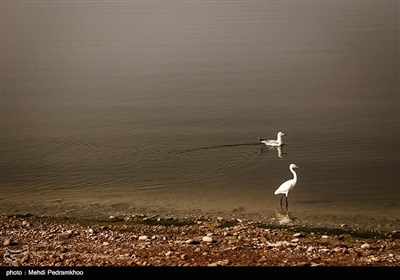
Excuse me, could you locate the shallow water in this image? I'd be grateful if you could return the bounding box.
[1,1,399,231]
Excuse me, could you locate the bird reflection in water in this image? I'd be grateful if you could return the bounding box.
[260,145,287,159]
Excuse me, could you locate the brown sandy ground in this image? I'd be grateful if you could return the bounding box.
[0,214,399,267]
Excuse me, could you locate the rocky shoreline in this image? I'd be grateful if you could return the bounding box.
[1,214,399,267]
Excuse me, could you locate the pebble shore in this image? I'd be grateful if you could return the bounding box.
[1,214,399,267]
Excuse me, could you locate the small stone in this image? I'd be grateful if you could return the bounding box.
[88,229,94,235]
[102,242,109,246]
[368,256,379,262]
[321,235,329,239]
[293,233,304,238]
[266,241,290,247]
[215,260,230,266]
[291,238,299,243]
[3,239,12,246]
[138,235,148,241]
[340,224,348,228]
[109,215,115,220]
[207,262,218,267]
[202,236,213,243]
[22,221,30,227]
[365,251,374,257]
[307,246,315,252]
[180,254,188,260]
[185,239,194,244]
[319,248,330,253]
[361,243,371,250]
[206,233,213,237]
[63,230,73,238]
[165,251,173,257]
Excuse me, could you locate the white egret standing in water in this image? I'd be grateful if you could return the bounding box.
[274,163,301,210]
[258,132,286,147]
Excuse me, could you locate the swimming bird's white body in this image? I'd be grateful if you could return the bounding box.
[274,163,301,209]
[258,132,285,147]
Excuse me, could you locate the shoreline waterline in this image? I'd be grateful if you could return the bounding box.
[1,208,399,237]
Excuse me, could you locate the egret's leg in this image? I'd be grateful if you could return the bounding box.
[280,195,284,209]
[285,196,289,211]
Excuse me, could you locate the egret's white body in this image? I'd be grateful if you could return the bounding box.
[258,132,285,147]
[274,163,301,209]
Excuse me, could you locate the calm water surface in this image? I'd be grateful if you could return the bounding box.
[1,1,399,230]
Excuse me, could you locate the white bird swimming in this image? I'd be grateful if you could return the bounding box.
[258,132,286,147]
[274,163,301,210]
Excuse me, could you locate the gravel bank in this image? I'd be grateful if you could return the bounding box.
[1,214,399,267]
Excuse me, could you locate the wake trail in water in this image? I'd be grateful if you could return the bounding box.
[177,142,261,154]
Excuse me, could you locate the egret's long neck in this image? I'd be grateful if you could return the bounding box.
[290,167,297,184]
